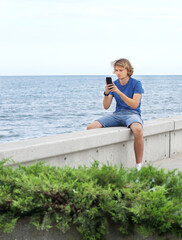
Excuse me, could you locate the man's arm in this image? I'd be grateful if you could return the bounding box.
[110,83,141,109]
[103,94,113,109]
[117,92,141,109]
[103,83,113,109]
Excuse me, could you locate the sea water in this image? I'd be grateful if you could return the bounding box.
[0,75,182,143]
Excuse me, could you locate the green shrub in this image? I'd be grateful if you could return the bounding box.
[0,159,182,239]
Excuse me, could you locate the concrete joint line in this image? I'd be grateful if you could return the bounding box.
[169,131,172,158]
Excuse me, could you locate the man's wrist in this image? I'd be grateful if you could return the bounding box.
[104,91,109,96]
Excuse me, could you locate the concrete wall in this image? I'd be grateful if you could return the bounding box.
[0,217,181,240]
[0,116,182,168]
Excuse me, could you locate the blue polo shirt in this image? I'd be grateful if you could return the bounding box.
[110,77,144,114]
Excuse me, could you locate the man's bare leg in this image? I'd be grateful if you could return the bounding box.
[87,121,103,130]
[130,122,144,168]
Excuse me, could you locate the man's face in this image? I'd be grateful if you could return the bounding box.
[114,66,128,80]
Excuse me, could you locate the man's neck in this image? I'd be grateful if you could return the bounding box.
[119,76,130,85]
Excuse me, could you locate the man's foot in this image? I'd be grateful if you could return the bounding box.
[136,163,142,171]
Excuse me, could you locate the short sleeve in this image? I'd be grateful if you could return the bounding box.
[134,81,144,94]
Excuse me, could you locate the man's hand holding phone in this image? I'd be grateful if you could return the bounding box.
[105,77,113,92]
[105,77,120,95]
[104,77,112,96]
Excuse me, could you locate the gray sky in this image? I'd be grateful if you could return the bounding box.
[0,0,182,75]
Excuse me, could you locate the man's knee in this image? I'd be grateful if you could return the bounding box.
[87,124,94,130]
[130,122,143,137]
[87,121,103,130]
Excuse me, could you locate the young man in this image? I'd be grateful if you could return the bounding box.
[87,58,144,170]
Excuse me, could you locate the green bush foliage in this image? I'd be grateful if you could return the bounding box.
[0,159,182,239]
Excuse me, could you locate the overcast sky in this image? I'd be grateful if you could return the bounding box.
[0,0,182,75]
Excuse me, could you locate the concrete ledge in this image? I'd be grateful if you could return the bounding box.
[170,115,182,130]
[143,118,174,136]
[0,128,132,164]
[0,116,182,168]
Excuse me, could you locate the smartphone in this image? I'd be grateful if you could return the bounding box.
[106,77,112,85]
